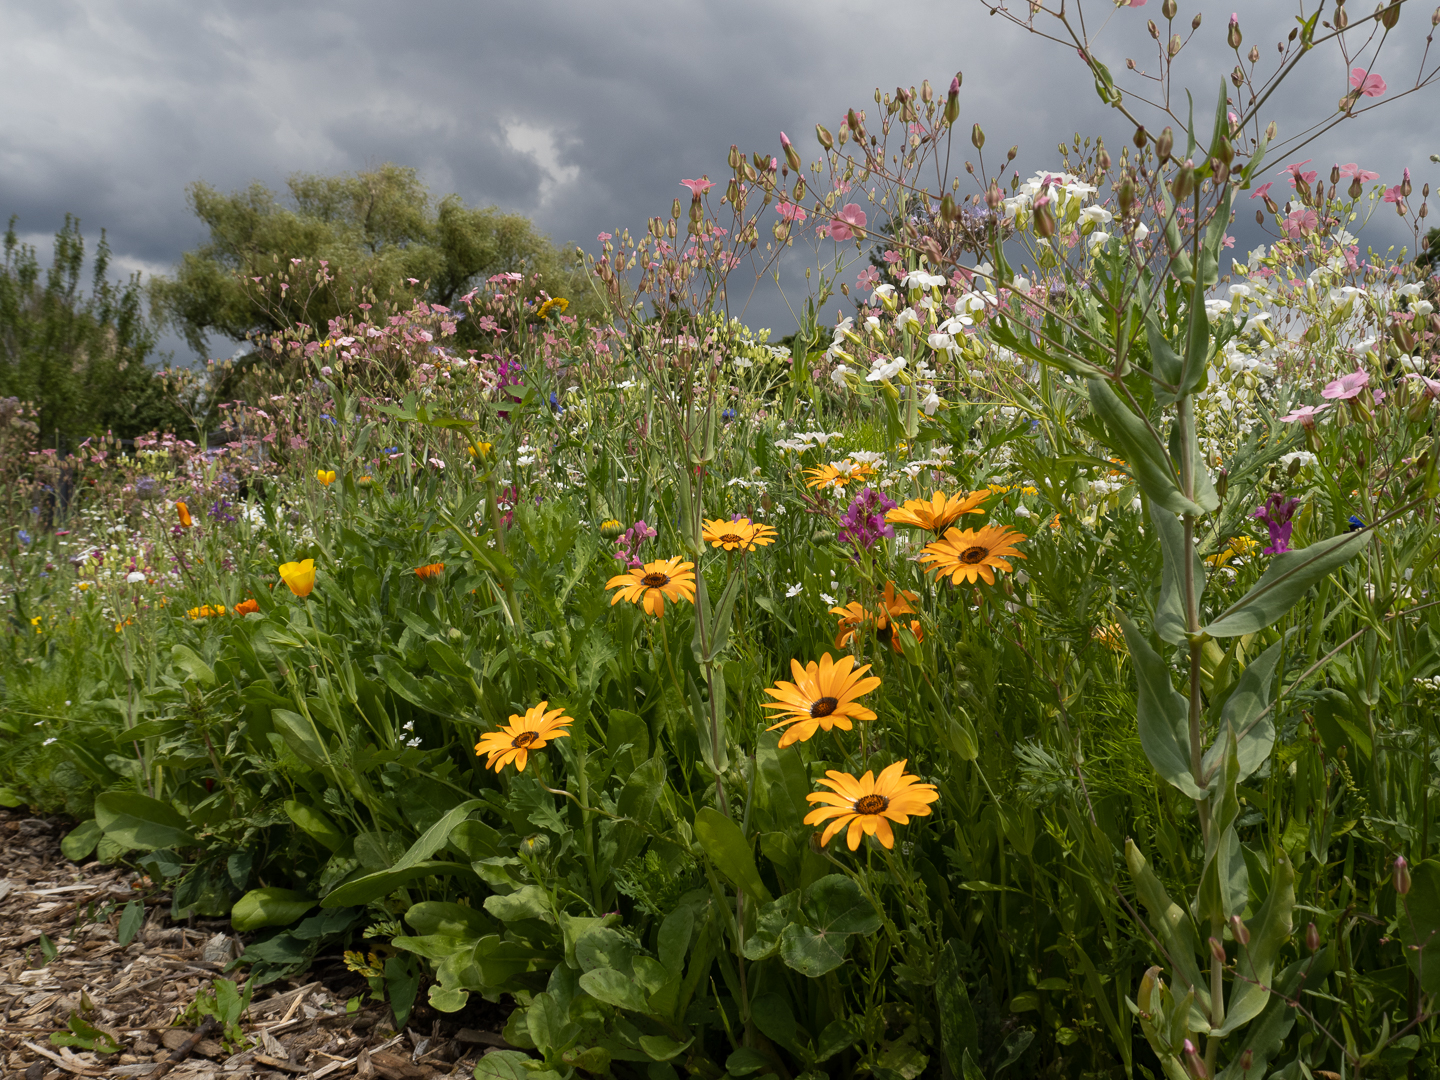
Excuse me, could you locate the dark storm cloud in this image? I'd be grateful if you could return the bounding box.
[2,0,1437,359]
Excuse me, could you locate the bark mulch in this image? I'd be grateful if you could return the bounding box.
[0,810,512,1079]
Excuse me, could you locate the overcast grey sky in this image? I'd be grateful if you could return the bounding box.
[3,0,1437,362]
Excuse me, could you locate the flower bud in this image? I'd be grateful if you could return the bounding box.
[1344,175,1362,199]
[1034,197,1057,238]
[1402,168,1413,197]
[1396,855,1412,895]
[1337,5,1349,28]
[940,193,958,222]
[1265,121,1278,142]
[1184,1039,1209,1079]
[1098,142,1111,170]
[1434,4,1440,26]
[1228,13,1242,49]
[921,78,933,103]
[1255,209,1265,225]
[1134,124,1148,149]
[972,123,985,150]
[1119,176,1136,215]
[1191,11,1202,30]
[1162,0,1177,17]
[781,131,802,173]
[1239,1050,1254,1072]
[1148,18,1159,38]
[1156,126,1174,162]
[1330,164,1341,185]
[1382,0,1401,29]
[1209,936,1226,962]
[1230,914,1250,946]
[1172,159,1195,201]
[1307,922,1321,952]
[1169,32,1183,56]
[726,178,741,205]
[1008,145,1018,161]
[728,144,743,171]
[672,198,682,220]
[986,182,1004,210]
[945,76,961,125]
[1249,45,1260,63]
[816,124,834,150]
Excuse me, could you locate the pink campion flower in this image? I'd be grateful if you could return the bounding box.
[855,265,881,290]
[1383,185,1404,204]
[1349,67,1387,97]
[1284,208,1319,237]
[679,178,713,198]
[776,201,808,222]
[1407,373,1440,399]
[1283,161,1318,187]
[1338,163,1381,182]
[597,232,612,242]
[1250,181,1274,200]
[829,203,868,241]
[1279,402,1332,428]
[1322,369,1371,400]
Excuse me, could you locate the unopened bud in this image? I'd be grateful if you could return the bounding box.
[1034,198,1057,238]
[1256,208,1265,225]
[781,132,802,173]
[1134,125,1148,149]
[726,178,741,204]
[1228,12,1242,48]
[972,123,985,150]
[816,124,834,150]
[1191,11,1202,30]
[1215,468,1228,498]
[728,145,743,171]
[1330,164,1341,185]
[1169,32,1183,56]
[672,198,682,220]
[1249,45,1260,63]
[986,182,1004,210]
[1184,1039,1209,1079]
[1209,936,1226,962]
[1148,18,1159,38]
[1402,168,1413,197]
[1337,5,1349,28]
[1156,126,1174,161]
[1119,176,1136,215]
[1265,120,1278,142]
[1239,1050,1254,1072]
[1433,4,1440,26]
[1007,145,1018,161]
[1230,914,1250,946]
[1162,0,1177,17]
[921,78,933,103]
[940,193,958,222]
[1396,855,1412,895]
[1231,65,1244,88]
[1172,159,1195,201]
[1307,922,1321,952]
[1382,0,1401,29]
[1287,455,1302,478]
[945,76,960,125]
[1098,142,1111,170]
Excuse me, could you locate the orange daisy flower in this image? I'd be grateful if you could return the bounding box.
[803,759,939,850]
[919,524,1028,586]
[606,557,697,617]
[415,562,446,580]
[885,490,987,533]
[701,517,777,552]
[474,702,574,772]
[804,461,877,491]
[762,653,882,748]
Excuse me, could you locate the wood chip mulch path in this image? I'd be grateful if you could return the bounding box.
[0,810,513,1079]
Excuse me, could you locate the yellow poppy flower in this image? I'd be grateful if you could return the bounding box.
[762,653,882,748]
[803,759,939,850]
[317,469,336,486]
[474,701,574,772]
[919,524,1028,586]
[701,517,777,552]
[606,558,697,617]
[885,490,986,533]
[278,559,316,598]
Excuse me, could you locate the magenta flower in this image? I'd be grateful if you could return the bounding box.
[1338,163,1381,183]
[829,203,868,242]
[838,487,898,552]
[1383,184,1405,204]
[1282,160,1317,186]
[1249,181,1274,201]
[1322,369,1370,400]
[776,201,808,222]
[1408,373,1440,400]
[1279,402,1332,428]
[1252,493,1301,555]
[855,265,880,290]
[1349,67,1387,98]
[679,178,713,198]
[1284,208,1319,237]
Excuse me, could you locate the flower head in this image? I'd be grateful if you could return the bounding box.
[1251,493,1301,555]
[1349,67,1387,98]
[804,460,877,491]
[606,557,697,617]
[175,501,193,528]
[763,653,882,748]
[278,559,316,598]
[1279,402,1332,428]
[415,562,446,580]
[1322,369,1370,400]
[186,604,226,619]
[886,490,988,534]
[838,487,898,551]
[702,517,777,552]
[679,178,713,198]
[474,702,574,772]
[803,760,939,850]
[535,297,569,319]
[1407,373,1440,400]
[919,523,1028,586]
[828,204,868,242]
[234,599,261,616]
[317,469,337,486]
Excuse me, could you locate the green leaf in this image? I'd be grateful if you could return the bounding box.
[1152,505,1204,647]
[284,801,346,853]
[725,1047,770,1076]
[94,792,196,852]
[1400,859,1440,994]
[1125,841,1209,1010]
[779,875,881,976]
[936,940,979,1074]
[485,885,553,924]
[578,966,651,1014]
[1202,640,1283,786]
[270,708,329,768]
[320,861,473,908]
[0,786,22,808]
[473,1050,541,1079]
[170,644,216,687]
[117,900,145,947]
[693,807,771,903]
[816,1017,862,1062]
[231,887,316,931]
[1088,379,1206,517]
[427,985,470,1012]
[1213,851,1296,1036]
[1117,614,1206,799]
[1203,530,1368,638]
[39,932,57,965]
[51,1014,122,1054]
[60,820,103,862]
[391,799,483,871]
[639,1034,693,1061]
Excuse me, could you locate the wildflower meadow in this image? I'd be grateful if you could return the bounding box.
[8,2,1440,1077]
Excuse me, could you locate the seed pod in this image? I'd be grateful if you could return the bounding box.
[1191,12,1202,30]
[728,145,743,171]
[1161,0,1176,17]
[1249,45,1260,63]
[921,78,933,103]
[1169,32,1183,56]
[1148,19,1159,38]
[1349,176,1364,199]
[1098,141,1111,170]
[1119,175,1136,215]
[1265,120,1278,142]
[1331,164,1341,185]
[1382,0,1401,29]
[1134,125,1148,148]
[1172,159,1195,200]
[940,193,958,222]
[1008,145,1018,161]
[672,198,682,220]
[1034,198,1057,238]
[1156,126,1174,162]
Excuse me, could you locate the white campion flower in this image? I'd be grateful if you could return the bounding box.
[867,355,907,381]
[973,261,995,279]
[732,356,754,369]
[927,331,955,351]
[870,283,897,305]
[830,364,853,387]
[1133,222,1151,241]
[1087,231,1111,250]
[785,582,803,598]
[939,314,973,334]
[921,388,941,415]
[1397,355,1426,372]
[895,307,922,332]
[1280,451,1318,469]
[957,292,992,315]
[126,571,145,583]
[1412,299,1435,317]
[1010,275,1031,293]
[1397,282,1424,297]
[864,315,881,332]
[1229,284,1252,300]
[903,270,947,289]
[1080,205,1113,225]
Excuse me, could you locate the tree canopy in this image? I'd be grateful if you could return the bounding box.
[153,163,587,354]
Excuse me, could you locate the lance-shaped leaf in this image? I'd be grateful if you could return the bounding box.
[1399,859,1440,994]
[1217,949,1331,1080]
[1153,505,1205,647]
[1127,841,1210,1012]
[1202,530,1369,638]
[1147,315,1183,401]
[1196,729,1247,925]
[1201,640,1283,787]
[1213,851,1296,1037]
[1118,614,1206,799]
[1089,380,1208,518]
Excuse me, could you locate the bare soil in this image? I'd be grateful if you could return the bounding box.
[0,810,512,1079]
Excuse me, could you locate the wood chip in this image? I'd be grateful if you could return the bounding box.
[253,1052,307,1074]
[18,1040,103,1076]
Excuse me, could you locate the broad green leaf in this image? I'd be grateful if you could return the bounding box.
[1125,841,1209,1009]
[270,708,329,768]
[693,806,771,903]
[936,940,980,1075]
[284,801,346,853]
[639,1034,693,1061]
[117,899,144,946]
[231,887,316,931]
[613,755,665,867]
[1147,314,1183,399]
[404,901,491,938]
[94,792,196,851]
[1400,859,1440,994]
[1152,505,1204,646]
[473,1050,541,1080]
[578,966,651,1013]
[1203,530,1368,638]
[171,643,216,687]
[485,884,553,924]
[51,1014,122,1054]
[1117,615,1206,799]
[779,875,881,977]
[1088,379,1206,517]
[1214,851,1296,1036]
[391,799,483,871]
[320,860,473,908]
[60,819,102,862]
[1201,640,1283,786]
[428,984,470,1013]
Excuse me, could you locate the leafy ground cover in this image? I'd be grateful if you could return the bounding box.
[6,3,1440,1078]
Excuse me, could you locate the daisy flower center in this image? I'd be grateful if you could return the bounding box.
[810,696,840,718]
[960,545,989,564]
[511,731,540,749]
[854,794,890,815]
[720,533,744,545]
[641,572,671,587]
